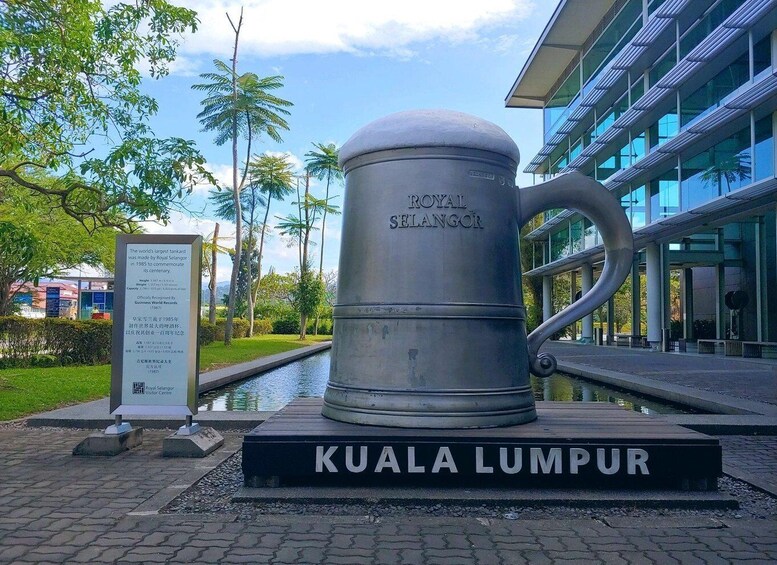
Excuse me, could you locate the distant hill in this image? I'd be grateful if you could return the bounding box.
[200,281,230,305]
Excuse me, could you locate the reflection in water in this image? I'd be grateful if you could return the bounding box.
[198,350,698,415]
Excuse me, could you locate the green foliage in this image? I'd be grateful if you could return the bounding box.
[199,320,216,346]
[253,318,273,335]
[0,0,212,230]
[0,317,44,362]
[193,60,292,147]
[30,354,58,368]
[0,317,111,366]
[295,270,325,318]
[0,185,117,315]
[213,318,250,341]
[693,319,716,340]
[272,315,300,335]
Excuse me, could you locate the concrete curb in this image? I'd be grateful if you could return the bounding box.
[25,341,331,429]
[557,360,777,417]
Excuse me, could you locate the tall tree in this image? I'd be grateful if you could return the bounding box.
[192,8,292,344]
[0,183,116,315]
[304,143,343,277]
[247,153,295,321]
[209,177,266,334]
[0,0,212,232]
[277,186,337,339]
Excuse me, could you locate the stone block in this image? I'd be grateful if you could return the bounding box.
[73,428,144,456]
[162,427,223,458]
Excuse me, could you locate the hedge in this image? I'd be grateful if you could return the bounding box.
[0,317,112,367]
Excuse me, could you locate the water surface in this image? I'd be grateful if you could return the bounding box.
[197,350,699,414]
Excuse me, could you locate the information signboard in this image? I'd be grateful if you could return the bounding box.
[110,234,202,416]
[45,287,61,318]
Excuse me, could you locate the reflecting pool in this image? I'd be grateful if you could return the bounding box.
[198,350,699,415]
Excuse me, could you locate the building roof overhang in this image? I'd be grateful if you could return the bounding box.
[505,0,617,109]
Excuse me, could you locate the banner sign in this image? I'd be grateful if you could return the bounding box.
[45,287,61,318]
[110,234,202,416]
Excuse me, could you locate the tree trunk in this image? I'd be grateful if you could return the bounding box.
[208,222,219,324]
[224,10,243,346]
[314,170,331,336]
[299,172,311,340]
[0,281,14,317]
[253,195,272,309]
[246,196,256,337]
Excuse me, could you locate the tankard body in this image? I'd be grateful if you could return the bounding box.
[323,110,633,428]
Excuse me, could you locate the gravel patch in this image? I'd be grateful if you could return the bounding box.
[161,449,777,521]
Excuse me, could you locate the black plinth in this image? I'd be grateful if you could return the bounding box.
[242,399,721,490]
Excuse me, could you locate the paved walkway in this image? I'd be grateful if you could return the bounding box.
[1,429,775,564]
[542,341,777,407]
[1,341,776,564]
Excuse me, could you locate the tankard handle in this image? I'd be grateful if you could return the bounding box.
[517,172,634,377]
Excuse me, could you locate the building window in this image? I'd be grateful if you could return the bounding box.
[583,218,597,248]
[648,111,679,151]
[631,185,646,228]
[544,65,580,139]
[632,132,646,162]
[679,0,741,59]
[647,0,667,16]
[680,51,749,127]
[649,48,675,87]
[630,76,645,106]
[596,141,629,181]
[620,185,647,228]
[681,126,751,210]
[582,0,643,89]
[550,226,571,262]
[571,220,584,253]
[753,36,772,80]
[650,170,679,222]
[754,115,774,182]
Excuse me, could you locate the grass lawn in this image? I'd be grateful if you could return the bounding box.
[0,333,330,421]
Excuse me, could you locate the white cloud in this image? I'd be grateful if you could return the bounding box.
[178,0,533,59]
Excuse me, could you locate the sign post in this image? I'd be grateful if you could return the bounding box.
[74,234,222,457]
[110,234,202,419]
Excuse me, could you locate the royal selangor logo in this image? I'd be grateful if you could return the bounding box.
[314,445,650,476]
[132,381,145,394]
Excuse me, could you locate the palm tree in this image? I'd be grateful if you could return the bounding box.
[209,180,267,335]
[248,153,295,315]
[304,143,343,277]
[192,9,292,345]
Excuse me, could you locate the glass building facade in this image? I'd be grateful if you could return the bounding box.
[508,0,777,345]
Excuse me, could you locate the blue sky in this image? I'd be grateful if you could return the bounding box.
[139,0,556,281]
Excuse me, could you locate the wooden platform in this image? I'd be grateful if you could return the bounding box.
[242,399,721,490]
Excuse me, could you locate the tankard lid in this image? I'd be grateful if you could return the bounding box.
[339,109,520,169]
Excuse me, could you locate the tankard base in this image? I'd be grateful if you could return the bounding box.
[322,384,537,429]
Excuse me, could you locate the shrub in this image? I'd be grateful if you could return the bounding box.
[253,318,273,335]
[199,320,216,346]
[213,318,250,341]
[0,317,111,366]
[0,316,44,362]
[77,320,112,364]
[693,319,716,340]
[311,319,333,335]
[214,319,226,341]
[232,318,250,338]
[272,315,300,335]
[31,354,58,367]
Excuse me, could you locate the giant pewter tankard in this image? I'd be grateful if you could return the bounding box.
[323,110,633,428]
